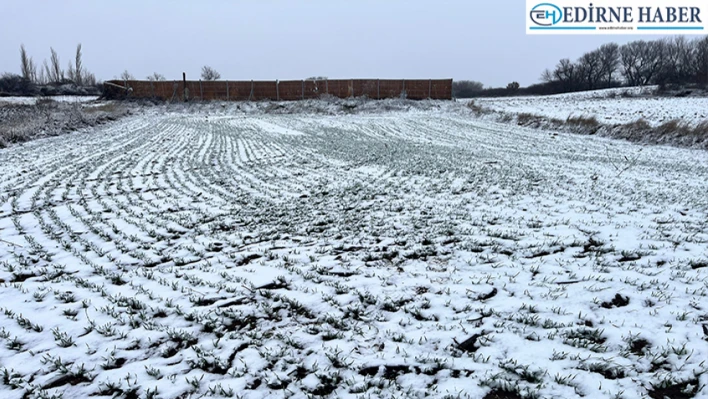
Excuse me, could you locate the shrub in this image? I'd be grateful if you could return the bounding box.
[0,73,37,96]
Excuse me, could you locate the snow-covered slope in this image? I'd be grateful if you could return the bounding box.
[0,96,99,105]
[476,87,708,127]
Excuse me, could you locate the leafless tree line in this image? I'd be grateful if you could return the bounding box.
[541,36,708,93]
[19,44,97,86]
[117,67,219,82]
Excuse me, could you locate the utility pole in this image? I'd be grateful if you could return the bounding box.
[183,72,187,102]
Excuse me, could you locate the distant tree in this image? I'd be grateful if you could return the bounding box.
[83,72,97,86]
[553,58,578,92]
[306,76,328,80]
[120,70,134,81]
[201,65,221,81]
[506,81,520,91]
[37,66,47,85]
[452,80,484,98]
[43,60,51,84]
[620,40,664,86]
[147,72,166,81]
[598,43,620,87]
[537,35,708,93]
[67,61,76,83]
[49,47,64,83]
[74,44,83,86]
[689,36,708,84]
[656,36,694,85]
[578,49,603,90]
[19,45,36,83]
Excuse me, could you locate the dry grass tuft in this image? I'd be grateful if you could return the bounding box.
[566,115,600,129]
[516,112,538,125]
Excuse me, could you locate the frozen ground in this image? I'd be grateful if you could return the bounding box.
[1,104,708,399]
[475,87,708,127]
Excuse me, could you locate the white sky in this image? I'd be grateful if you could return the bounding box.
[1,0,674,87]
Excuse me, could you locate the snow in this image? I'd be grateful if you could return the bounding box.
[475,87,708,127]
[0,101,707,398]
[0,96,99,105]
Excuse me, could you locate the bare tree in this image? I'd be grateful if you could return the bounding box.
[689,36,708,84]
[620,40,665,86]
[540,68,554,83]
[49,47,64,83]
[147,72,166,81]
[43,60,52,84]
[67,61,76,83]
[598,43,620,87]
[37,67,47,85]
[201,65,221,81]
[74,44,83,86]
[553,58,579,91]
[82,72,96,86]
[20,45,36,82]
[120,70,134,81]
[578,50,603,90]
[644,40,666,85]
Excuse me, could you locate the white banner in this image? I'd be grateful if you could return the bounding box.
[526,0,708,34]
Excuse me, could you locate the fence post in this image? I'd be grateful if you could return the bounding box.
[302,80,305,100]
[326,79,329,95]
[402,79,405,98]
[183,72,187,102]
[429,79,432,99]
[377,79,380,99]
[250,80,254,101]
[226,81,229,101]
[276,80,280,101]
[199,80,203,100]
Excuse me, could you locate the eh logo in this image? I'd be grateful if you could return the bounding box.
[530,3,563,26]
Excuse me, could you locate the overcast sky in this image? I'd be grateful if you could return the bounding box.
[1,0,673,87]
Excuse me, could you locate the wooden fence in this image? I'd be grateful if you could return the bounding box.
[104,78,452,101]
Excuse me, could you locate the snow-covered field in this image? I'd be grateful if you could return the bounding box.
[476,87,708,127]
[1,104,708,399]
[0,96,99,105]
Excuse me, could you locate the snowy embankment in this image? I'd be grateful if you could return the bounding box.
[0,96,99,105]
[0,104,707,398]
[470,87,708,149]
[475,86,708,127]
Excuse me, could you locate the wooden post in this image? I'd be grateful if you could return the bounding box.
[302,80,305,100]
[276,80,280,101]
[377,79,380,99]
[325,79,328,95]
[183,72,187,102]
[250,80,254,101]
[226,81,229,101]
[402,79,405,98]
[429,79,432,99]
[199,80,203,100]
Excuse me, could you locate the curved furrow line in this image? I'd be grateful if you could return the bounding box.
[15,128,178,267]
